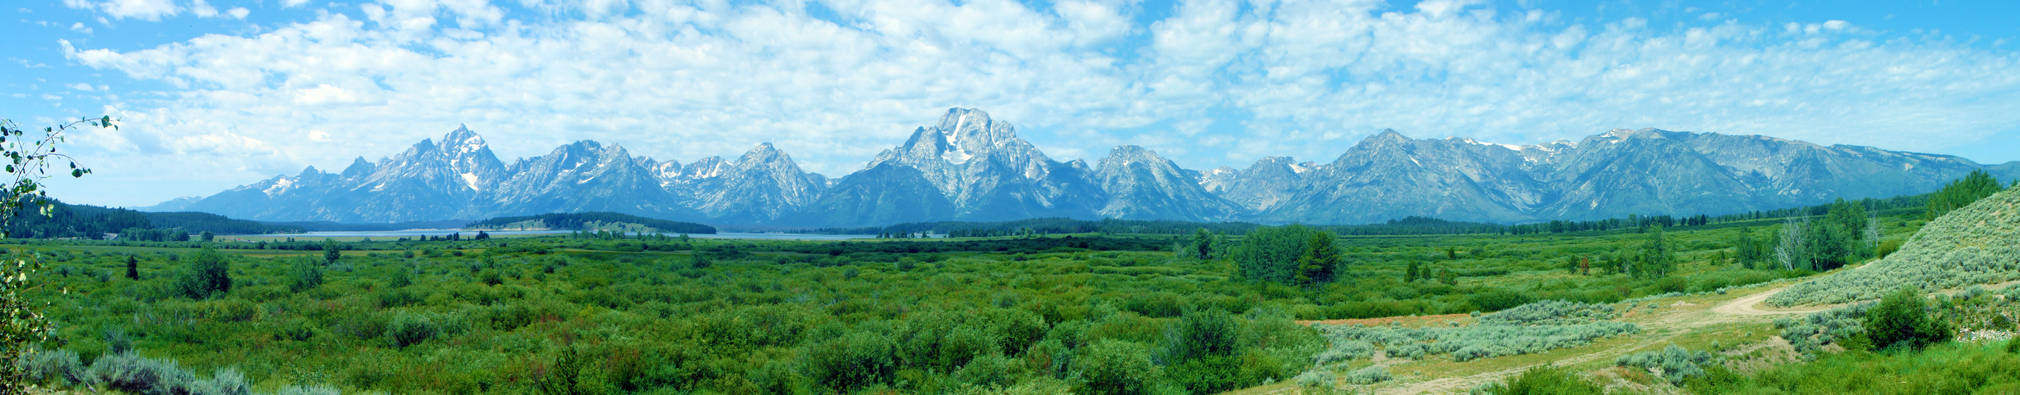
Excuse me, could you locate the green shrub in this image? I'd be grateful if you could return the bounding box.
[19,348,89,386]
[174,249,232,300]
[1075,340,1158,395]
[803,328,897,391]
[387,269,413,288]
[1480,365,1603,395]
[1293,368,1334,391]
[535,346,597,395]
[88,351,196,395]
[287,259,323,292]
[1341,365,1390,384]
[952,353,1013,388]
[1164,308,1239,363]
[1122,292,1187,318]
[749,359,810,394]
[1024,339,1072,379]
[1467,289,1534,313]
[1479,300,1616,325]
[378,288,422,308]
[388,313,440,348]
[1313,340,1373,365]
[276,385,343,395]
[193,367,251,395]
[1864,288,1951,350]
[1776,303,1871,356]
[1164,355,1241,394]
[275,319,317,342]
[1616,345,1714,385]
[1686,340,2020,394]
[1319,300,1639,363]
[1654,276,1688,293]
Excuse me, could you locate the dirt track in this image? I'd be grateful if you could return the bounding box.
[1383,284,1818,394]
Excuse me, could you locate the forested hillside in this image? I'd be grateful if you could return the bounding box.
[4,199,299,239]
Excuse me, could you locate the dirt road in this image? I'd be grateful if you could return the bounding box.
[1384,283,1819,394]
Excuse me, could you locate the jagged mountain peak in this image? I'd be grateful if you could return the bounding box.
[886,107,1040,167]
[933,108,1015,144]
[1370,128,1410,142]
[1103,145,1159,161]
[341,157,374,178]
[740,142,789,164]
[440,124,488,155]
[1597,128,1678,140]
[158,111,2008,227]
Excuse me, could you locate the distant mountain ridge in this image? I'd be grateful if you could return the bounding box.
[150,108,2020,226]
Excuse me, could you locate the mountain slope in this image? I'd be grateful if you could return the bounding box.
[676,143,828,223]
[1094,145,1240,221]
[1201,157,1311,212]
[1261,130,1542,224]
[812,108,1106,224]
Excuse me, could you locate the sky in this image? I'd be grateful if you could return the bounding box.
[6,0,2020,208]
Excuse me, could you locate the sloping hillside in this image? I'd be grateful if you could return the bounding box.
[1768,186,2020,306]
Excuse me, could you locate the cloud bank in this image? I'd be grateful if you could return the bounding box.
[48,0,2020,206]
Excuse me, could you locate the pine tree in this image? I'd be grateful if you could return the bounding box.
[1926,170,2002,219]
[1636,225,1674,279]
[1191,228,1216,260]
[1295,232,1341,286]
[323,239,343,265]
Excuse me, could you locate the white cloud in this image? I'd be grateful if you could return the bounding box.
[227,7,248,19]
[282,0,309,7]
[189,0,216,17]
[49,0,2020,206]
[69,22,93,34]
[64,0,179,21]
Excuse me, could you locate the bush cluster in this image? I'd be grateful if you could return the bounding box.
[1775,303,1872,356]
[1318,301,1639,363]
[18,350,271,395]
[1340,365,1391,385]
[1477,300,1618,326]
[1615,345,1714,385]
[1864,288,1952,351]
[1479,365,1604,394]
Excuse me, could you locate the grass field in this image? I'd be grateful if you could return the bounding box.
[0,207,1967,394]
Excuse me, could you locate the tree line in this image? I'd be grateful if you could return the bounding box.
[3,198,300,239]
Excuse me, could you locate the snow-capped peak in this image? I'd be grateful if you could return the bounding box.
[440,124,488,156]
[263,177,296,196]
[1452,137,1523,151]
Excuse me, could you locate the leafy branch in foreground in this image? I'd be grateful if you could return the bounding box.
[0,116,104,393]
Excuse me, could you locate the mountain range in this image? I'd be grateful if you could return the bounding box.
[147,108,2020,227]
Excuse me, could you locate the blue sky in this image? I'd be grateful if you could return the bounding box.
[7,0,2020,208]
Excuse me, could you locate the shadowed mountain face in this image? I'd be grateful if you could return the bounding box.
[154,109,2010,226]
